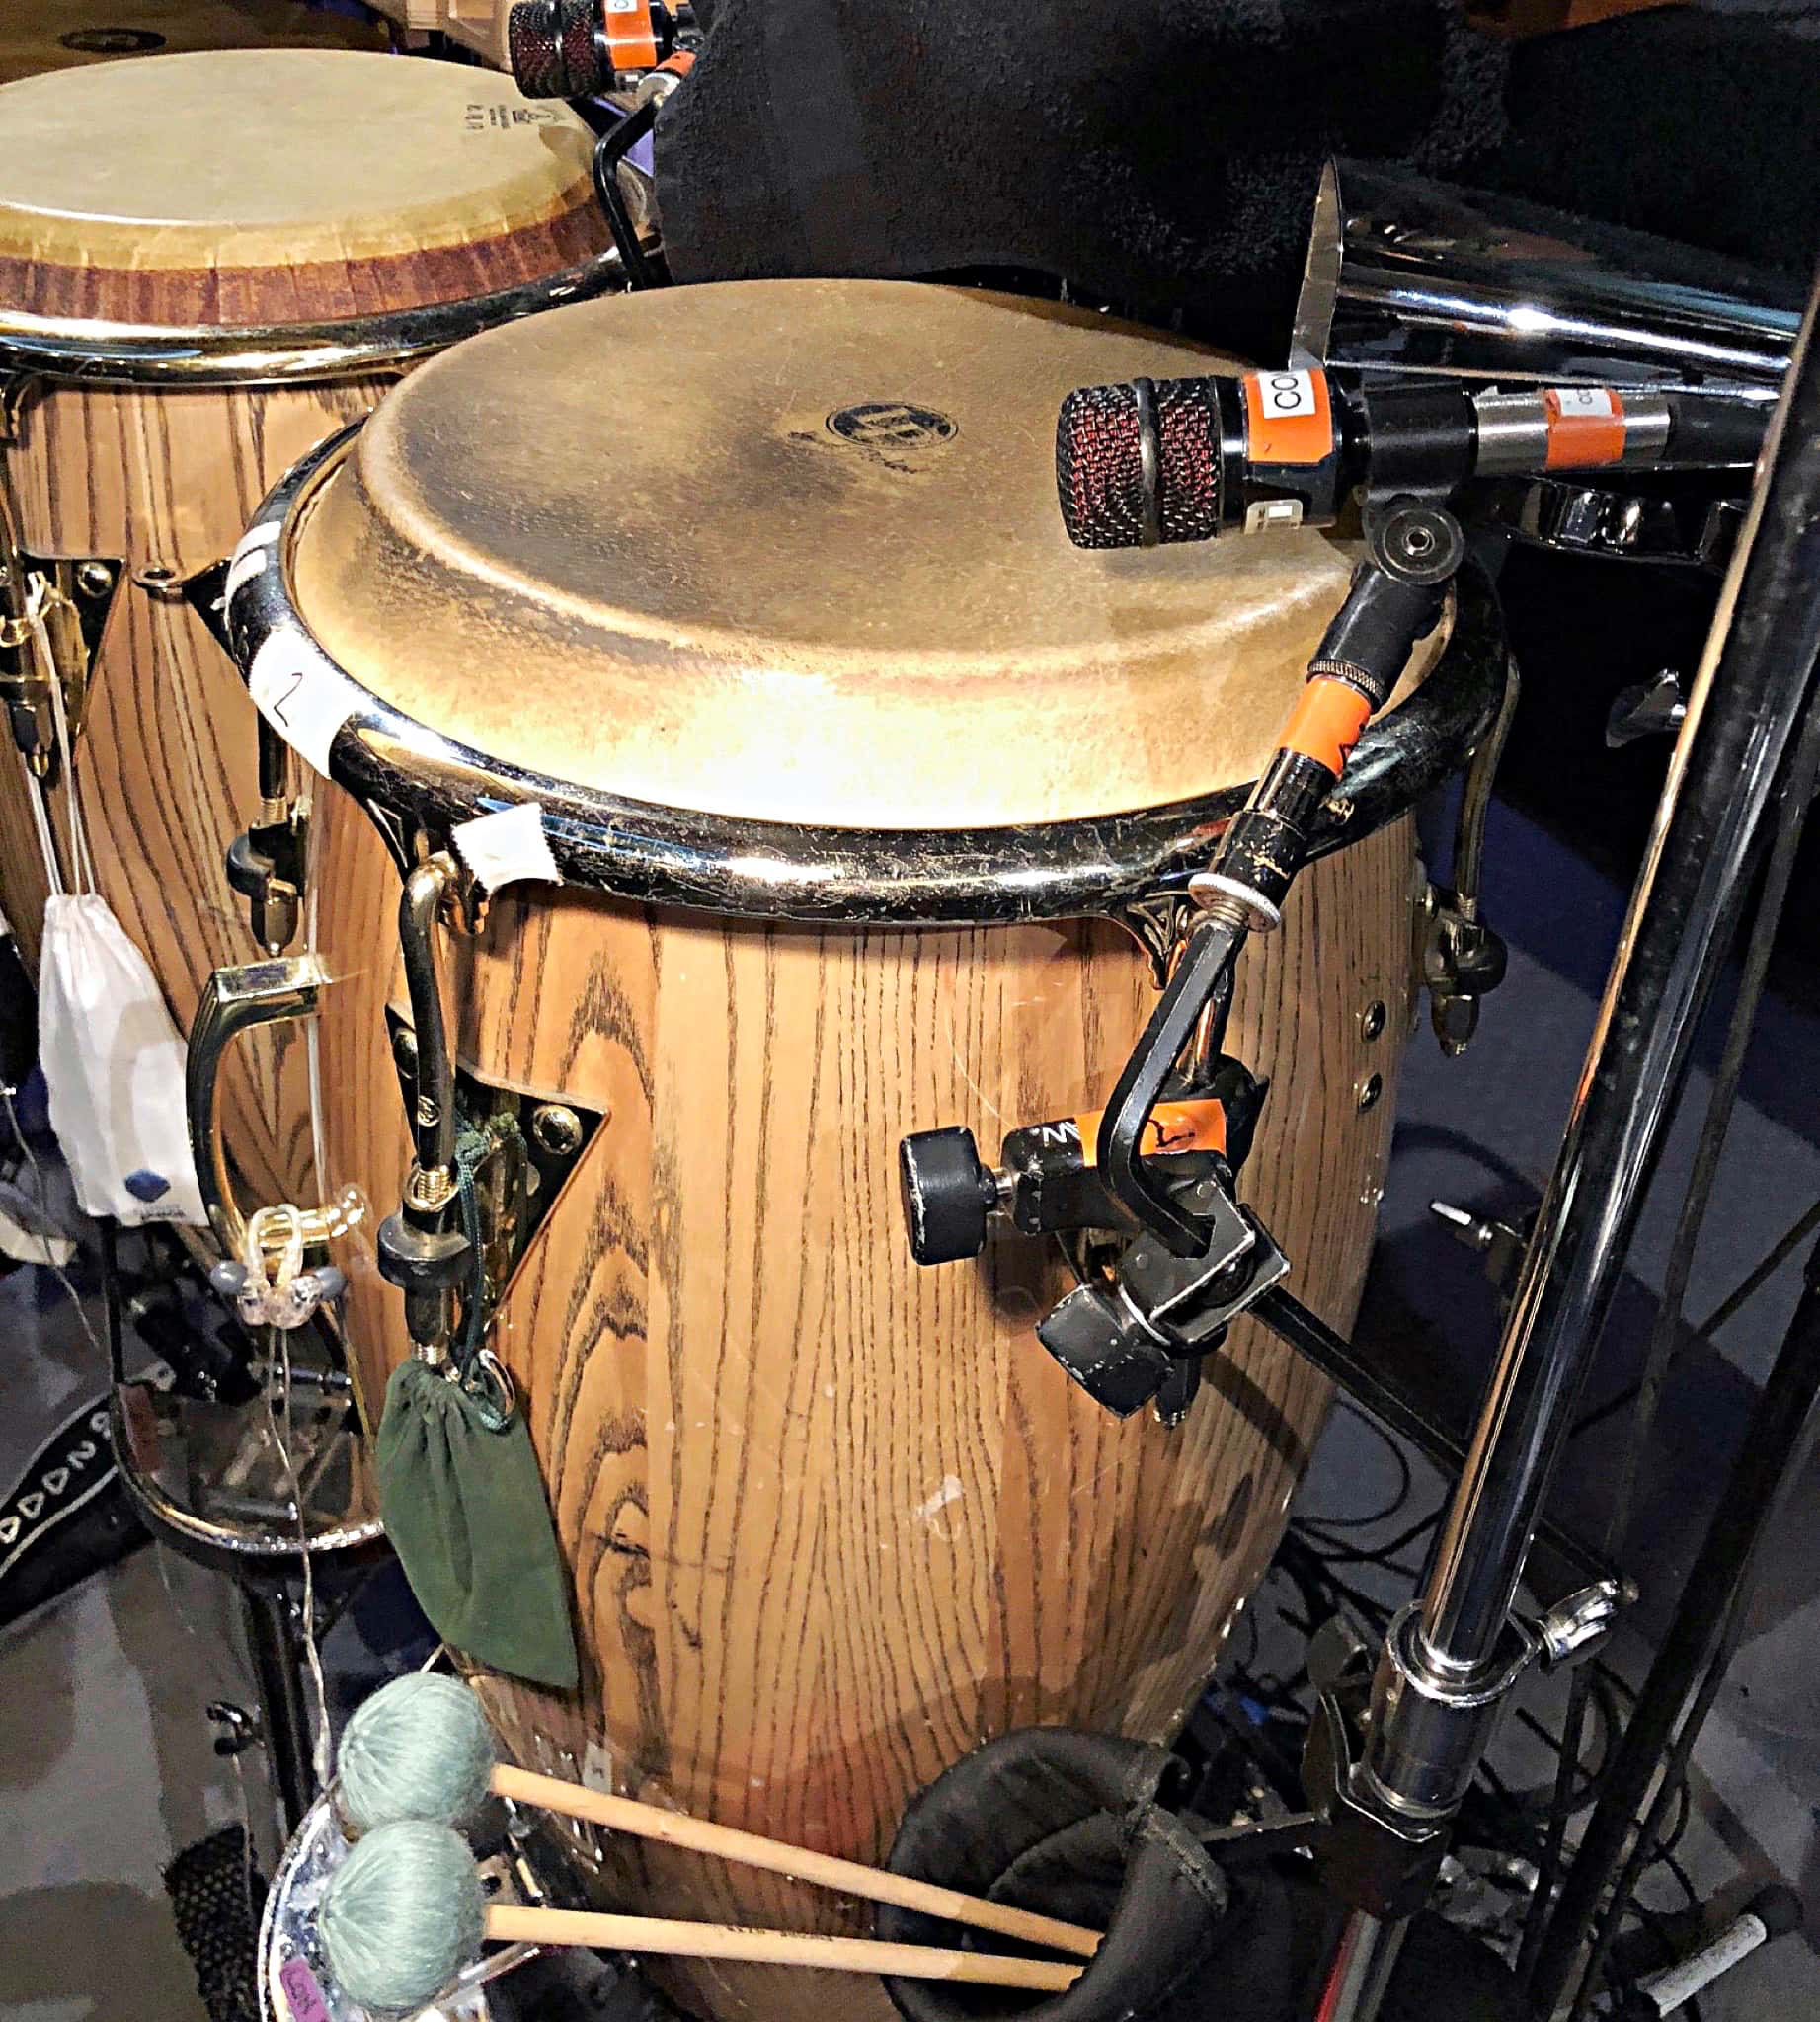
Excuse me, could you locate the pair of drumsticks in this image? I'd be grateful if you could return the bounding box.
[322,1675,1100,2008]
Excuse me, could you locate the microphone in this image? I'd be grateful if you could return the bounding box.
[1055,365,1770,551]
[509,0,694,98]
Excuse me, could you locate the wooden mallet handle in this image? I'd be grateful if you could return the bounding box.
[485,1904,1083,1990]
[489,1762,1101,1961]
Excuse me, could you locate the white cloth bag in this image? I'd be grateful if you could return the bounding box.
[22,593,204,1226]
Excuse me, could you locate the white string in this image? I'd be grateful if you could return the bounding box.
[40,603,95,897]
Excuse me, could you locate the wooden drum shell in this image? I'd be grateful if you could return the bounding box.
[0,378,388,1207]
[309,781,1416,2022]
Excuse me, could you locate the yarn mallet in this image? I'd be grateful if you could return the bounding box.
[338,1674,1102,1960]
[322,1819,1086,2013]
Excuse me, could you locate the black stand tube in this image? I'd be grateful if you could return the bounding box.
[241,1580,314,1838]
[1530,1236,1820,2014]
[1315,259,1820,2022]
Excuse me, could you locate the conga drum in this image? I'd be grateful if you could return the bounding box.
[0,48,616,1216]
[214,280,1501,2022]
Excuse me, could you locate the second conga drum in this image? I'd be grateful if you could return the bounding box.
[219,281,1500,2022]
[0,48,616,1214]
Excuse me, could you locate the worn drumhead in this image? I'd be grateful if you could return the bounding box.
[0,51,603,325]
[289,280,1439,828]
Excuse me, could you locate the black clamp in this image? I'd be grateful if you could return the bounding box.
[899,1054,1289,1424]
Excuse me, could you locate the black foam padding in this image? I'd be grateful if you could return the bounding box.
[1057,376,1225,549]
[1493,13,1820,287]
[654,0,1508,357]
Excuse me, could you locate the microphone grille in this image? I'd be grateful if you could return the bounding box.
[508,0,607,97]
[1055,376,1224,551]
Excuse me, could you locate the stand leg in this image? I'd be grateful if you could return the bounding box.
[240,1579,314,1839]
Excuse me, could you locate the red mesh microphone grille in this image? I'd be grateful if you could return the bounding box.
[1056,383,1145,550]
[509,0,607,96]
[508,1,570,95]
[1055,377,1224,550]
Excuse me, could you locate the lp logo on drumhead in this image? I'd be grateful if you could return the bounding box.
[827,403,959,461]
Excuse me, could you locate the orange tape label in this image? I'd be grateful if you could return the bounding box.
[1073,1099,1227,1167]
[1543,386,1626,468]
[603,0,660,69]
[1281,677,1372,776]
[1243,368,1336,466]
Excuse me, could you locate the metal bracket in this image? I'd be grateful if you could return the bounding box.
[382,1005,603,1332]
[0,552,121,777]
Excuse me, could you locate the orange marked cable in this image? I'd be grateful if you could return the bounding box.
[1543,386,1627,469]
[1280,676,1373,776]
[1073,1099,1227,1166]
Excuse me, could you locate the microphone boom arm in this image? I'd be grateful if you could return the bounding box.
[1096,500,1463,1251]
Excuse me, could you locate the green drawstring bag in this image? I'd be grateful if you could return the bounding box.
[374,1358,579,1691]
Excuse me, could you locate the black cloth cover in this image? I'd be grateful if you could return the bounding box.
[656,0,1508,354]
[876,1727,1325,2022]
[877,1725,1530,2022]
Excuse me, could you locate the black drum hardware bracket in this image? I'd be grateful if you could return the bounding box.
[900,501,1472,1427]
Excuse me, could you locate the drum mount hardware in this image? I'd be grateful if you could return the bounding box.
[903,502,1472,1423]
[375,855,602,1361]
[0,544,119,778]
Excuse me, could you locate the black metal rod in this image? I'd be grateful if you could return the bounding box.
[1253,1285,1610,1589]
[240,1580,314,1837]
[1530,1234,1820,2015]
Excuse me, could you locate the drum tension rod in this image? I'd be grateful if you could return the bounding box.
[377,853,474,1360]
[225,714,307,955]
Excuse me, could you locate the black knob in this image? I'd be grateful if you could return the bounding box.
[899,1127,996,1265]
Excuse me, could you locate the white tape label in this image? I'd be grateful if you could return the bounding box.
[247,633,359,778]
[451,801,563,894]
[223,546,267,604]
[1547,386,1618,417]
[1252,369,1319,419]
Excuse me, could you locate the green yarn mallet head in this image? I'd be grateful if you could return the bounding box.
[320,1818,486,2013]
[337,1673,498,1836]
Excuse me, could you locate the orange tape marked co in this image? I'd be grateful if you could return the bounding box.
[1281,676,1373,777]
[601,0,661,71]
[1073,1099,1227,1167]
[1242,368,1336,467]
[1543,386,1627,469]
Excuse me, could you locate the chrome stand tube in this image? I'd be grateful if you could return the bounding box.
[1316,260,1820,2019]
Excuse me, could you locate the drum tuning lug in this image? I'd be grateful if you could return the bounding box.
[1420,893,1508,1057]
[1429,1198,1529,1297]
[226,804,308,955]
[1606,667,1688,748]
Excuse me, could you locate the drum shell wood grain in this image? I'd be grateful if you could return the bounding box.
[0,378,394,1208]
[308,781,1417,2022]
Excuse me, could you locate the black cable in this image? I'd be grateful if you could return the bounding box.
[1569,1191,1820,1442]
[1291,1397,1415,1529]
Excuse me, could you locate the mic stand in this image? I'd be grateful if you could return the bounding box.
[1307,256,1820,2022]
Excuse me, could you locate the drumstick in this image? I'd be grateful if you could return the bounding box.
[320,1820,1087,2015]
[338,1674,1103,1961]
[485,1904,1083,1987]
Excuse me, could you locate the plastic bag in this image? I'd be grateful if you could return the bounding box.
[21,590,204,1226]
